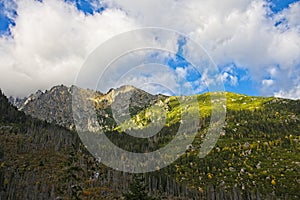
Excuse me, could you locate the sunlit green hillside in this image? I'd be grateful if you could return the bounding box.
[101,91,300,199]
[114,92,275,132]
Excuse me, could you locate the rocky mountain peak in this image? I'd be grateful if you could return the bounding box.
[49,84,69,92]
[11,85,158,131]
[12,85,74,129]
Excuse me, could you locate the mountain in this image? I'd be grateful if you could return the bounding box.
[2,89,82,198]
[0,88,207,200]
[9,85,75,130]
[0,89,136,199]
[5,85,300,199]
[10,85,160,131]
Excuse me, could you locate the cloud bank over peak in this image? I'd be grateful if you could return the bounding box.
[104,0,300,98]
[0,0,137,97]
[0,0,300,99]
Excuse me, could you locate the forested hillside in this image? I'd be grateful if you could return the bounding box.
[0,90,199,199]
[97,91,300,199]
[3,87,300,199]
[0,90,130,199]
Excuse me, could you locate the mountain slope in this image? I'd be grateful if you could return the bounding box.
[0,90,132,199]
[96,89,300,199]
[2,88,194,200]
[7,85,300,199]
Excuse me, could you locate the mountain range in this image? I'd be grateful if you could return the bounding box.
[2,84,300,199]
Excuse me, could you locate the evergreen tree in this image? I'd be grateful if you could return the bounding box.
[123,174,156,200]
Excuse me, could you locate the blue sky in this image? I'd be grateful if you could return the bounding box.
[0,2,13,34]
[268,0,299,12]
[65,0,106,14]
[0,0,300,98]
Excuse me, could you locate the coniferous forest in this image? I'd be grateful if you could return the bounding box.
[0,88,299,199]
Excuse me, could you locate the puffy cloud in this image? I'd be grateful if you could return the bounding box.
[102,0,300,98]
[0,0,300,99]
[275,85,300,100]
[216,65,239,86]
[262,79,274,87]
[0,0,137,96]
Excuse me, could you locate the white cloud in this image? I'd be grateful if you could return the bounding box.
[275,85,300,100]
[175,67,188,79]
[0,0,137,97]
[102,0,300,98]
[0,0,300,99]
[113,63,181,95]
[216,65,239,86]
[262,79,274,87]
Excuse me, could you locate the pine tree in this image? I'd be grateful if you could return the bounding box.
[123,174,156,200]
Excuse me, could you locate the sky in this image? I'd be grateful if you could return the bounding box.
[0,0,299,99]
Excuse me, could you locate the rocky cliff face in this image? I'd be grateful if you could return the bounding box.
[11,85,75,130]
[11,85,161,131]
